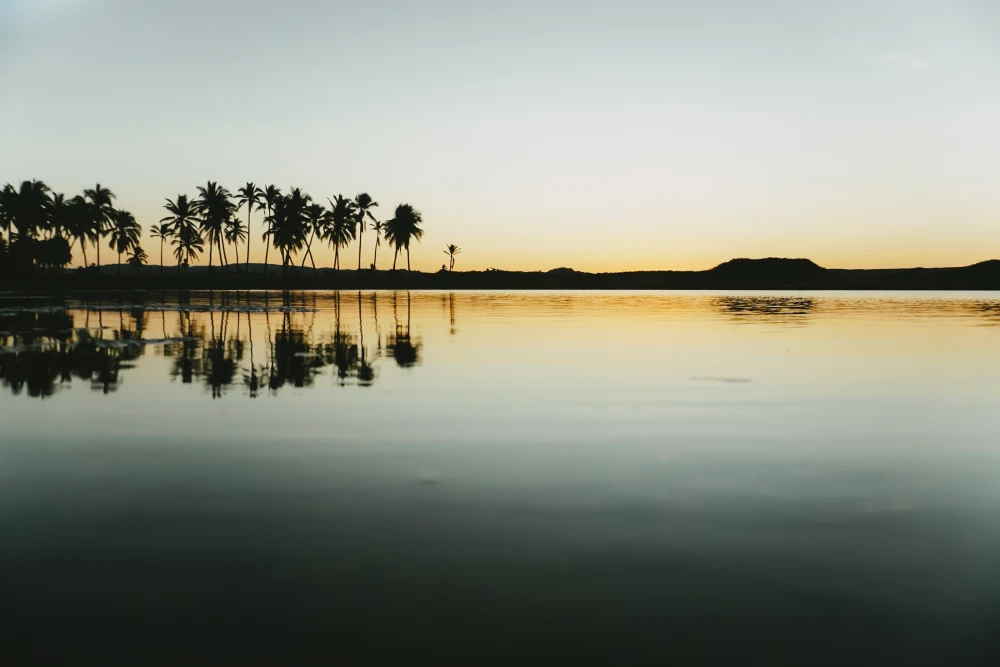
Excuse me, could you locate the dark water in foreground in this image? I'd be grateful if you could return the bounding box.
[2,290,1000,664]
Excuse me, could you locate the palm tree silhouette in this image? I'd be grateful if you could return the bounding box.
[354,193,378,271]
[301,203,331,271]
[108,209,141,275]
[150,223,172,276]
[65,195,91,266]
[0,183,14,242]
[369,219,384,270]
[225,214,247,267]
[384,204,424,271]
[48,193,68,241]
[194,181,234,272]
[261,185,282,275]
[326,195,357,273]
[24,180,53,241]
[444,244,461,271]
[3,180,52,245]
[83,183,115,272]
[265,189,310,274]
[383,218,399,270]
[172,223,204,275]
[161,195,200,275]
[235,183,265,272]
[127,246,148,271]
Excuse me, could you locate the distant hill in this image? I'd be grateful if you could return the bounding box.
[710,258,826,278]
[7,258,1000,291]
[711,257,824,272]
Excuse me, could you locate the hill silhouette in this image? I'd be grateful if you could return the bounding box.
[6,257,1000,290]
[710,258,825,279]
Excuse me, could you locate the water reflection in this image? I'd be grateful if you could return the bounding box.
[4,290,1000,399]
[386,291,421,368]
[6,290,1000,663]
[0,305,144,397]
[715,296,815,322]
[0,291,422,399]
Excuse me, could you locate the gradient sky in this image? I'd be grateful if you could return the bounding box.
[2,0,999,271]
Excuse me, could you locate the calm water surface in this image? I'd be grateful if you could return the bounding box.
[2,290,1000,663]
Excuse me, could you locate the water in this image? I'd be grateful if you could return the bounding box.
[2,290,1000,663]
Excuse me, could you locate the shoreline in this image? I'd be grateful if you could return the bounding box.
[4,257,1000,292]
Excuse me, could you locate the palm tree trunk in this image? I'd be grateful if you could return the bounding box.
[117,251,121,276]
[407,247,411,272]
[81,240,88,267]
[372,241,378,271]
[334,246,339,273]
[208,234,214,271]
[392,247,398,271]
[159,239,164,277]
[357,227,363,271]
[301,229,317,270]
[263,206,271,276]
[219,236,228,272]
[245,208,252,272]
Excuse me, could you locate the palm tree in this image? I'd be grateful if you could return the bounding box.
[194,181,234,272]
[265,189,310,274]
[443,244,461,271]
[172,223,204,275]
[326,195,357,273]
[65,195,91,266]
[261,185,282,275]
[235,183,265,272]
[161,195,200,275]
[49,193,68,241]
[83,184,115,272]
[384,204,424,271]
[6,180,52,242]
[0,184,14,242]
[127,246,148,272]
[383,217,400,271]
[150,223,172,276]
[108,209,141,275]
[301,203,331,271]
[354,193,378,271]
[369,219,384,270]
[225,214,247,267]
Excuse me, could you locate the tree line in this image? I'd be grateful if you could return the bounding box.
[0,180,430,276]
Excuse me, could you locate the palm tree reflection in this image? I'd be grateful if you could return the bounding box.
[1,290,438,399]
[386,291,421,368]
[449,292,456,335]
[0,305,130,397]
[357,291,375,386]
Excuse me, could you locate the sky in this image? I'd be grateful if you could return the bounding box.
[2,0,999,271]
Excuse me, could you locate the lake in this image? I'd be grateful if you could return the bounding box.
[2,290,1000,664]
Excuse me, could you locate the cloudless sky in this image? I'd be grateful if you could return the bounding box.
[2,0,999,271]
